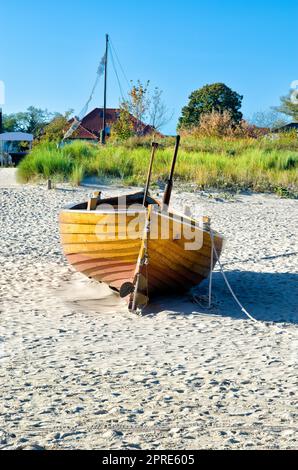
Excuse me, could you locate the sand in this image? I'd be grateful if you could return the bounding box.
[0,169,297,450]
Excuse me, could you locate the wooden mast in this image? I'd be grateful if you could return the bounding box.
[101,34,109,144]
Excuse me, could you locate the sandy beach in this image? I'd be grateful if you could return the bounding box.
[0,169,297,450]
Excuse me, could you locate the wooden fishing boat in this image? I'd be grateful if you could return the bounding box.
[59,138,224,312]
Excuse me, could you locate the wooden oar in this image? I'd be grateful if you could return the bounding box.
[120,143,158,308]
[162,135,180,210]
[126,143,159,312]
[143,142,159,206]
[128,204,152,313]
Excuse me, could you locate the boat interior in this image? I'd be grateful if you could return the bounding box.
[68,191,159,211]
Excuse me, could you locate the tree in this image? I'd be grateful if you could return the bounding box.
[2,114,19,132]
[124,80,150,135]
[39,110,73,143]
[273,92,298,122]
[2,106,53,136]
[17,106,53,136]
[149,87,173,130]
[178,83,243,129]
[111,107,134,141]
[118,81,171,135]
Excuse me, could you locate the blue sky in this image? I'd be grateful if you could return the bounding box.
[1,0,297,134]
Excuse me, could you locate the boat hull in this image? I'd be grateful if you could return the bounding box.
[59,202,223,303]
[60,210,143,291]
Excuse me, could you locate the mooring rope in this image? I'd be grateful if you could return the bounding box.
[208,229,214,309]
[209,228,259,324]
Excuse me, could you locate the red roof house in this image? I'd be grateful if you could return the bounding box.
[67,108,162,140]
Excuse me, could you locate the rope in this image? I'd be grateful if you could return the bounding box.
[208,231,214,308]
[62,36,128,142]
[206,228,289,334]
[109,47,125,102]
[190,221,289,332]
[109,38,131,90]
[209,229,259,323]
[62,52,106,141]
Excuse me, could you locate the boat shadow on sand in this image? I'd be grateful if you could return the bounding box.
[144,271,298,325]
[61,271,297,325]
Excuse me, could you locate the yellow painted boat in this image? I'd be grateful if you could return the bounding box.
[59,138,224,312]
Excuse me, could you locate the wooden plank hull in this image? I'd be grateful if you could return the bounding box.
[59,199,223,306]
[60,211,143,291]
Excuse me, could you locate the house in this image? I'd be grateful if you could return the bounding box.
[67,108,162,141]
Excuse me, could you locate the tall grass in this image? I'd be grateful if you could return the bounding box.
[70,164,85,186]
[17,143,73,182]
[17,138,298,195]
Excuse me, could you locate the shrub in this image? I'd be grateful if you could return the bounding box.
[191,110,236,137]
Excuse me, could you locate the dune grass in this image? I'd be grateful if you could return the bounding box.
[17,138,298,196]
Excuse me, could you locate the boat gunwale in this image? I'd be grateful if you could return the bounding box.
[61,204,147,214]
[60,205,224,240]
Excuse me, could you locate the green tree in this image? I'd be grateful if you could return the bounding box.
[2,114,19,132]
[178,83,243,129]
[273,92,298,122]
[111,107,134,141]
[17,106,53,136]
[39,110,73,143]
[2,107,54,136]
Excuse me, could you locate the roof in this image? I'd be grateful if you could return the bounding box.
[68,124,98,140]
[0,132,34,142]
[81,108,120,135]
[77,108,119,137]
[76,108,162,137]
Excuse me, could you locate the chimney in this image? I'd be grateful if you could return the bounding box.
[0,108,2,134]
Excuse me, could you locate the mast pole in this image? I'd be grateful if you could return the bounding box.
[102,33,109,144]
